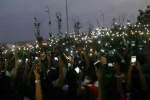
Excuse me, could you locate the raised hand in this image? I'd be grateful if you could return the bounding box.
[81,50,87,56]
[78,70,83,81]
[47,51,51,62]
[135,61,142,71]
[113,62,121,74]
[128,63,133,71]
[4,59,8,71]
[14,50,19,60]
[95,65,104,80]
[25,59,31,67]
[59,58,64,69]
[33,64,40,80]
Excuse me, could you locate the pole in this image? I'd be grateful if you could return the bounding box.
[66,0,69,34]
[130,14,134,25]
[100,10,104,27]
[46,5,51,33]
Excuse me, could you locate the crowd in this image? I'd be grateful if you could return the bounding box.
[0,22,150,100]
[0,35,150,100]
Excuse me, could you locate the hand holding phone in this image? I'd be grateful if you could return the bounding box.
[131,56,136,65]
[75,67,80,73]
[108,63,113,68]
[94,60,101,70]
[26,58,28,62]
[35,57,38,60]
[68,56,72,61]
[54,57,58,61]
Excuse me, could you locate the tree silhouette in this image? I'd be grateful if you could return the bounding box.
[137,5,150,29]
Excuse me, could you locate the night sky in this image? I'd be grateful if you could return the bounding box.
[0,0,149,43]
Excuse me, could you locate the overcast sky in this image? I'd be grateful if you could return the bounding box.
[0,0,149,43]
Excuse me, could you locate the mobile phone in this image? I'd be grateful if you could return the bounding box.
[75,67,80,73]
[68,63,71,67]
[138,45,143,48]
[97,52,100,57]
[79,60,81,64]
[108,63,113,67]
[111,51,115,55]
[68,56,72,61]
[54,57,58,61]
[139,48,142,50]
[131,56,136,65]
[89,53,92,56]
[90,49,93,52]
[35,57,38,60]
[94,60,101,70]
[109,51,114,56]
[95,50,97,55]
[131,41,135,46]
[26,58,28,62]
[18,59,21,63]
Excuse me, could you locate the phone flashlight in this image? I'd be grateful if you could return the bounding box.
[108,63,113,67]
[94,60,101,70]
[54,57,58,61]
[18,59,21,63]
[35,57,38,60]
[131,56,136,65]
[75,67,80,73]
[26,58,28,62]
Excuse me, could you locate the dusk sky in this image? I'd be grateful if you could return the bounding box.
[0,0,149,43]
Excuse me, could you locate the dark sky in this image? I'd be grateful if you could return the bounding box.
[0,0,149,43]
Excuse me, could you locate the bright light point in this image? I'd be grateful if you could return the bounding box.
[66,48,68,52]
[36,45,39,48]
[101,49,104,52]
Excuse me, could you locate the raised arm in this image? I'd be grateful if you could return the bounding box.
[126,63,132,90]
[57,59,65,88]
[96,56,107,100]
[113,62,124,95]
[82,51,90,69]
[115,50,124,61]
[33,63,43,100]
[11,52,19,85]
[77,71,83,95]
[136,62,147,90]
[22,59,31,82]
[47,51,52,70]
